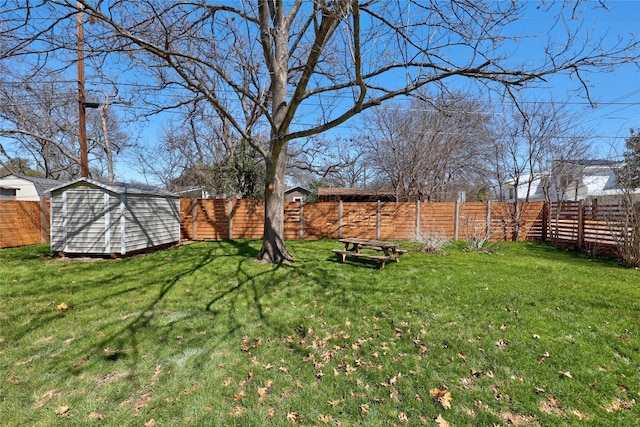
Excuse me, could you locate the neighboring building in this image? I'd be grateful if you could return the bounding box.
[503,160,635,201]
[0,186,17,200]
[0,175,64,201]
[285,186,310,202]
[48,178,180,256]
[317,187,396,202]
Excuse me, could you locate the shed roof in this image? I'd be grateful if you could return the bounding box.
[0,174,64,196]
[47,177,178,198]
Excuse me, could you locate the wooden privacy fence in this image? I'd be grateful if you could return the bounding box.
[5,198,634,252]
[0,200,49,249]
[547,200,636,253]
[180,199,546,242]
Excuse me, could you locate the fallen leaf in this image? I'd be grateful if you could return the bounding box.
[532,334,540,339]
[559,371,573,379]
[286,411,300,424]
[55,405,70,416]
[234,390,246,401]
[360,403,370,414]
[230,405,245,417]
[435,413,451,427]
[257,379,273,402]
[605,397,635,412]
[318,414,332,423]
[398,412,408,422]
[88,412,105,421]
[144,420,156,427]
[429,388,452,410]
[56,303,71,312]
[267,407,276,419]
[572,409,587,420]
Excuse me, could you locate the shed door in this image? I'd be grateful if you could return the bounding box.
[64,189,109,253]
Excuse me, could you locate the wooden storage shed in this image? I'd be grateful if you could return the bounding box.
[48,178,180,255]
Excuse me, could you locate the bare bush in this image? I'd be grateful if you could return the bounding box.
[462,216,499,253]
[410,228,451,254]
[606,198,640,268]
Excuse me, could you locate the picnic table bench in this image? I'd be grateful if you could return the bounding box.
[331,238,406,269]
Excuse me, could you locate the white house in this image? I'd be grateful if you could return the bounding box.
[0,175,65,201]
[503,160,633,202]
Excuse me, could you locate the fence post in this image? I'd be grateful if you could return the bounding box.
[299,200,304,240]
[191,199,198,240]
[454,200,460,240]
[577,200,585,249]
[338,200,343,239]
[376,200,381,240]
[416,200,421,235]
[541,202,548,242]
[228,198,233,240]
[486,200,492,238]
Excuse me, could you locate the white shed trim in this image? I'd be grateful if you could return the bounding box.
[119,193,126,255]
[104,192,111,253]
[62,191,68,252]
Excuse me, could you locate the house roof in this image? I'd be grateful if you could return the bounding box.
[47,177,178,198]
[555,159,622,167]
[0,174,64,196]
[285,186,310,194]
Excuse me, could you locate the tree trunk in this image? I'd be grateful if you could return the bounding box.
[257,140,293,263]
[256,1,293,264]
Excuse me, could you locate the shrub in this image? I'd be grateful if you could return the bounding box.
[410,228,450,254]
[462,216,499,253]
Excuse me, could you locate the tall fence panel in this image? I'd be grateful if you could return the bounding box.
[547,200,632,254]
[418,202,457,238]
[0,200,49,249]
[302,202,341,240]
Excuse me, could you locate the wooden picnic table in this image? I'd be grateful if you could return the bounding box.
[332,238,406,269]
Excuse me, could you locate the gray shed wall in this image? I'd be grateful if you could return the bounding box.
[123,195,180,253]
[50,185,179,255]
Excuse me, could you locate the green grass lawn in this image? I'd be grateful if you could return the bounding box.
[0,240,638,426]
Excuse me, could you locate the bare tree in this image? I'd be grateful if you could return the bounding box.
[3,1,638,262]
[362,93,493,201]
[0,71,81,179]
[288,136,368,189]
[491,101,593,240]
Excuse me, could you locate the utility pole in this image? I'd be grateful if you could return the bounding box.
[77,1,89,178]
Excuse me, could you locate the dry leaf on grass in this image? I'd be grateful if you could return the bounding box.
[55,405,70,416]
[144,419,156,427]
[318,414,332,423]
[230,405,245,417]
[267,407,276,420]
[286,411,300,424]
[605,397,636,412]
[257,379,273,402]
[429,388,452,410]
[435,414,451,427]
[88,412,105,421]
[56,302,73,312]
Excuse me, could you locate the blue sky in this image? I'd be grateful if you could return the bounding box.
[109,1,639,183]
[3,1,635,183]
